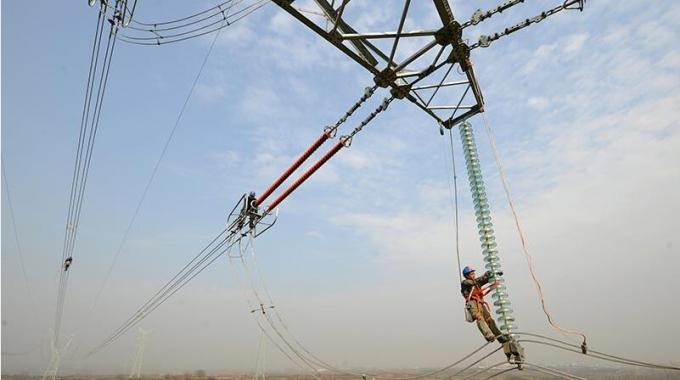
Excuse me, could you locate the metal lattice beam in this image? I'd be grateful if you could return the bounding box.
[271,0,484,128]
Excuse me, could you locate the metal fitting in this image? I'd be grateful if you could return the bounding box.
[390,84,411,99]
[373,68,396,88]
[435,21,462,46]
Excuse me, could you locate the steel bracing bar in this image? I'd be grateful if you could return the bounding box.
[266,140,345,212]
[271,0,379,74]
[342,30,437,40]
[428,105,475,110]
[255,130,331,207]
[314,0,379,66]
[393,39,439,72]
[412,80,468,90]
[330,0,349,34]
[389,0,412,64]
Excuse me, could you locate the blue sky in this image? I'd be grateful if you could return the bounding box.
[2,0,679,375]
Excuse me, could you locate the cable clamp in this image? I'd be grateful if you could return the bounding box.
[324,126,338,138]
[340,135,353,148]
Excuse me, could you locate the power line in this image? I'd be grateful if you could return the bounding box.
[237,234,505,379]
[88,19,224,320]
[1,158,36,310]
[86,227,238,355]
[130,0,235,27]
[118,0,270,46]
[515,332,680,371]
[522,362,588,380]
[52,0,123,352]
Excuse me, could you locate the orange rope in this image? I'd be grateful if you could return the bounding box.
[480,112,587,345]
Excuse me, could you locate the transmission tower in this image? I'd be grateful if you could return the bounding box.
[269,0,586,364]
[129,327,150,379]
[42,334,73,380]
[254,331,267,380]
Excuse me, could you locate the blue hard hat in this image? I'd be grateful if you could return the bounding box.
[462,266,475,276]
[249,191,256,197]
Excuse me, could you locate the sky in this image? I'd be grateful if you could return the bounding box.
[2,0,680,375]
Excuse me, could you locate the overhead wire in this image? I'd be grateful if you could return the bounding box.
[521,362,588,380]
[225,242,315,376]
[53,0,119,348]
[235,237,324,375]
[88,83,385,356]
[479,111,588,346]
[459,361,508,380]
[443,346,504,380]
[479,367,517,380]
[236,233,507,380]
[56,7,120,340]
[86,227,239,355]
[88,17,224,322]
[118,0,270,46]
[2,158,36,310]
[124,0,242,32]
[130,0,234,27]
[515,332,680,371]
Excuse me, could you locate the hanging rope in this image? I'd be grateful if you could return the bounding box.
[480,112,588,347]
[442,128,462,282]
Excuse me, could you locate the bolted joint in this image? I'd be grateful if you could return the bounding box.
[390,84,411,99]
[448,42,472,72]
[441,118,455,130]
[435,21,462,45]
[328,29,343,44]
[373,68,396,88]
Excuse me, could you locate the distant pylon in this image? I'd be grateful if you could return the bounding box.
[42,333,73,380]
[254,331,266,380]
[129,327,150,379]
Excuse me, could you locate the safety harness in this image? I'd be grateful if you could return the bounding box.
[463,280,497,322]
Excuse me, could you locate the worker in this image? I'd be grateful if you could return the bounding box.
[238,191,259,231]
[461,266,504,342]
[461,265,524,363]
[64,256,73,272]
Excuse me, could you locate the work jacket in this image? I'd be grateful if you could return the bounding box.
[460,270,493,303]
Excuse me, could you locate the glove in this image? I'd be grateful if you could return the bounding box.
[495,270,504,276]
